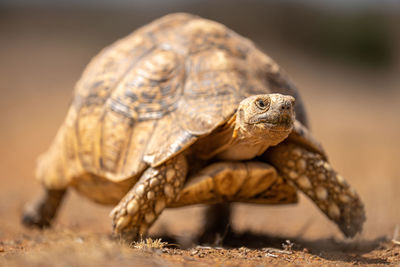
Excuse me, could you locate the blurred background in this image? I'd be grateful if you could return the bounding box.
[0,0,399,242]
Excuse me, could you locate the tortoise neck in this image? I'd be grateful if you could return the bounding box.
[189,114,237,160]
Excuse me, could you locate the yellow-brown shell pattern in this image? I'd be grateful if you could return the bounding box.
[37,13,304,185]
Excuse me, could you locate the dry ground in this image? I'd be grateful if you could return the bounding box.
[1,7,400,266]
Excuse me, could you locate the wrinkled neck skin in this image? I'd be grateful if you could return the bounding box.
[215,114,292,161]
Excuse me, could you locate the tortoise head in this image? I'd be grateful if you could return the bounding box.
[235,94,296,145]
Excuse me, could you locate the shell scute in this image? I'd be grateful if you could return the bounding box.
[40,13,307,184]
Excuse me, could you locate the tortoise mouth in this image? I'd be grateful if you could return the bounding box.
[251,113,294,131]
[264,122,293,132]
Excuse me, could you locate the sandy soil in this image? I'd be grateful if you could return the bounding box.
[1,8,400,266]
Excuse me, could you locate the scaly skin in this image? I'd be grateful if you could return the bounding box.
[22,189,66,229]
[170,160,298,244]
[265,141,365,237]
[110,154,188,239]
[170,161,298,206]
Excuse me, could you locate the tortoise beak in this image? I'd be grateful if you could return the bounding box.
[266,96,295,129]
[257,100,295,130]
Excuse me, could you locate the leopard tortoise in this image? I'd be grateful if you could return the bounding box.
[22,13,365,240]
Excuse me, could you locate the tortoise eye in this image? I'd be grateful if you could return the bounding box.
[255,99,267,109]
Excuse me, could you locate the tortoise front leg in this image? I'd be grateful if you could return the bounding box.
[264,141,365,237]
[111,154,188,240]
[22,187,67,228]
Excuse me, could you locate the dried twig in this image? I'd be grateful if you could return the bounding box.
[263,248,292,255]
[392,224,400,246]
[392,240,400,246]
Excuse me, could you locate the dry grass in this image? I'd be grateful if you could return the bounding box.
[0,231,171,267]
[131,238,169,250]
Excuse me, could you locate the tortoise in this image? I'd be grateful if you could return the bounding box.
[22,13,365,240]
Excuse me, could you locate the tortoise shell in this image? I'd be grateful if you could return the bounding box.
[37,13,307,185]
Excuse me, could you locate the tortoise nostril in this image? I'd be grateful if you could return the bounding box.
[281,101,292,110]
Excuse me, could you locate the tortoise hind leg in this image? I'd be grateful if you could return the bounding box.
[169,161,298,244]
[201,204,232,245]
[170,161,298,207]
[22,187,67,228]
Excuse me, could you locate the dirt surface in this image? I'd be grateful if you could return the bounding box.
[1,230,400,266]
[1,7,400,266]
